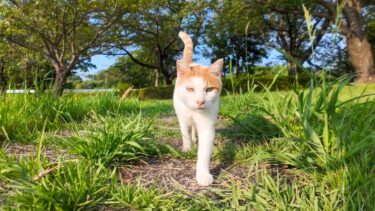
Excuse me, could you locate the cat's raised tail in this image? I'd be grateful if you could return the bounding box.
[178,31,193,64]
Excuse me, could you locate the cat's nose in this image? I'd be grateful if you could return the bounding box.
[196,100,205,106]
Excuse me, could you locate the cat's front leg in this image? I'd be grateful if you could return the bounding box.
[196,122,215,186]
[191,123,197,144]
[178,120,193,152]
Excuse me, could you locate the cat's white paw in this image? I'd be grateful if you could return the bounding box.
[182,145,192,152]
[196,172,214,186]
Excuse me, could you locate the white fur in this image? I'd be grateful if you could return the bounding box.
[173,76,220,186]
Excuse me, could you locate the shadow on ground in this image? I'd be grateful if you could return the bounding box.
[119,112,285,194]
[215,113,282,166]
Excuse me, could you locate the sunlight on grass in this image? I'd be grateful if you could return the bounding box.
[1,80,374,209]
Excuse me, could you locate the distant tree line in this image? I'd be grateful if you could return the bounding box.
[0,0,374,94]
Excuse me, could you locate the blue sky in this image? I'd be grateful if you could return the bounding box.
[81,55,118,80]
[83,49,283,80]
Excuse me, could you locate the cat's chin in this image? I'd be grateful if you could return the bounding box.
[187,104,206,110]
[194,107,205,110]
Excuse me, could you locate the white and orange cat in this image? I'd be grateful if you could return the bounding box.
[173,32,223,186]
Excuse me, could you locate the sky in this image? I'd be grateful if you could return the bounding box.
[83,49,283,80]
[81,55,118,80]
[82,53,212,80]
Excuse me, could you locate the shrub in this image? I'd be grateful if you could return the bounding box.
[222,75,311,93]
[115,82,132,95]
[128,75,312,100]
[130,85,174,100]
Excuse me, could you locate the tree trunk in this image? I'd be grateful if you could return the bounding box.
[163,75,172,85]
[0,58,6,92]
[344,0,375,83]
[154,69,159,87]
[53,68,69,96]
[159,67,172,85]
[347,37,375,82]
[287,61,298,78]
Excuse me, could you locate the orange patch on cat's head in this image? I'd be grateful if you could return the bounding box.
[176,64,222,90]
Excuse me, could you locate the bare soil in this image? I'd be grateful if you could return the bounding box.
[119,156,295,196]
[3,143,74,162]
[2,114,296,197]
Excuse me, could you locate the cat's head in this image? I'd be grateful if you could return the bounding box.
[174,59,223,110]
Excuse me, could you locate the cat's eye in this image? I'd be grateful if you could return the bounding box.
[206,87,215,92]
[186,87,194,92]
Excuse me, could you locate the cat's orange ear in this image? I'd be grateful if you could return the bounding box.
[176,59,190,77]
[210,58,223,77]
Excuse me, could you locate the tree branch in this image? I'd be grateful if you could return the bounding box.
[121,48,158,69]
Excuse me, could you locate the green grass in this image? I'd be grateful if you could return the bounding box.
[0,79,374,210]
[65,113,175,166]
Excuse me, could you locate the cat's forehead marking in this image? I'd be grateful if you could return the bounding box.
[189,77,205,89]
[178,64,221,89]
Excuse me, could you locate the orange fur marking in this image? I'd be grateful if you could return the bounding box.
[177,32,222,91]
[178,32,193,64]
[177,64,222,90]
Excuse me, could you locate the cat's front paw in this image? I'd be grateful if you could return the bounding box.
[196,172,214,186]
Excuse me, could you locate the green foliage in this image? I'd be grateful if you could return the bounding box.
[108,182,179,209]
[0,93,136,142]
[85,56,156,89]
[0,0,130,94]
[222,75,311,93]
[1,1,374,208]
[227,75,375,210]
[0,152,183,210]
[205,0,267,76]
[0,42,54,90]
[112,0,209,85]
[131,85,175,100]
[5,161,113,210]
[68,113,168,166]
[1,81,374,209]
[125,68,313,100]
[64,75,83,89]
[368,16,375,62]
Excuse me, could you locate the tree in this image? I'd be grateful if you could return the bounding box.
[90,56,155,88]
[0,0,130,95]
[0,41,8,91]
[0,57,5,91]
[112,0,209,85]
[263,10,330,77]
[214,0,331,77]
[367,10,375,63]
[0,40,54,91]
[270,0,375,82]
[227,0,330,77]
[308,35,355,75]
[64,74,82,89]
[205,0,267,77]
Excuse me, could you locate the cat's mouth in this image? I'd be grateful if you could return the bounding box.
[195,106,205,110]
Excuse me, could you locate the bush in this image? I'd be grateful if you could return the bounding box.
[130,85,174,100]
[115,82,132,95]
[222,75,311,93]
[128,75,312,100]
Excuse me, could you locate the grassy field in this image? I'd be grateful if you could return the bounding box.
[0,77,374,210]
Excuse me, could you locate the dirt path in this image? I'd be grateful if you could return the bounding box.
[120,114,294,195]
[2,114,294,197]
[3,143,74,162]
